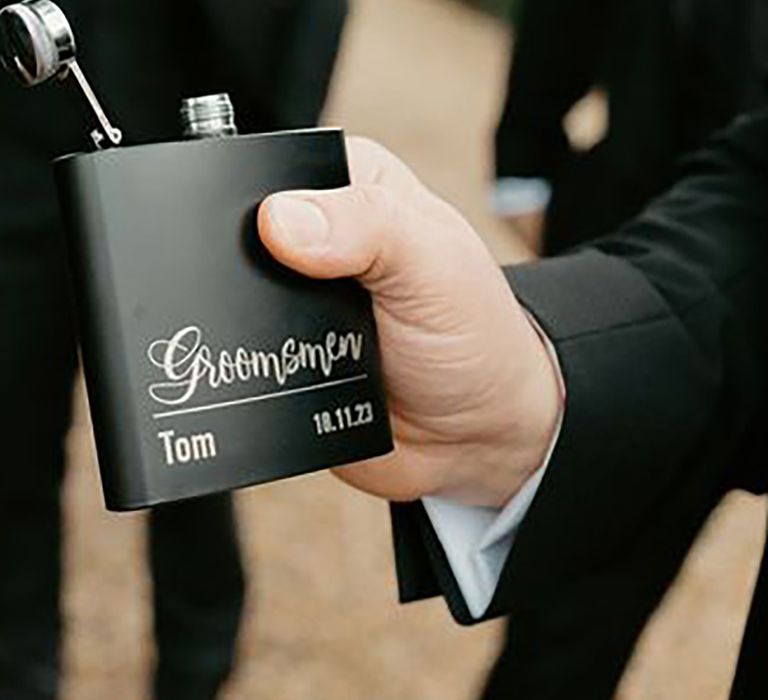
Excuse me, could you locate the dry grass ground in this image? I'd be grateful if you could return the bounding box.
[59,1,766,698]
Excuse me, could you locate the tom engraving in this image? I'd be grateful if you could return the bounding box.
[158,429,217,466]
[147,325,365,407]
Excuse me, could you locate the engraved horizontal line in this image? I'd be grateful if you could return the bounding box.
[152,373,370,420]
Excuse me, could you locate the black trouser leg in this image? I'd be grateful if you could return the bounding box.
[0,225,78,700]
[149,494,245,700]
[481,469,729,700]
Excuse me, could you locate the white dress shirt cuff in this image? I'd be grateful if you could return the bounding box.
[491,177,552,218]
[422,314,565,619]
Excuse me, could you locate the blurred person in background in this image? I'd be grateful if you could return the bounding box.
[0,1,347,698]
[492,0,768,255]
[484,2,768,695]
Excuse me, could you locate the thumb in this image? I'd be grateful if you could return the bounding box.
[257,185,435,290]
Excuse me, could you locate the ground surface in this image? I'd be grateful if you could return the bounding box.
[60,1,766,698]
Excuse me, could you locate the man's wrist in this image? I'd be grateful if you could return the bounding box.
[425,304,565,509]
[420,310,566,618]
[501,308,564,503]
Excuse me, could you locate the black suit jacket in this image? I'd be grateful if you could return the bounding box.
[393,110,768,697]
[495,0,767,254]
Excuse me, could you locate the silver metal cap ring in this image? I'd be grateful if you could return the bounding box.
[181,93,238,139]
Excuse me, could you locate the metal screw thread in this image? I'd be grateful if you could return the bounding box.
[180,93,238,139]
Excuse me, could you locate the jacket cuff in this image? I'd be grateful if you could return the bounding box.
[483,249,718,617]
[391,248,718,625]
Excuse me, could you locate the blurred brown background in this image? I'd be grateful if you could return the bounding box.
[59,1,766,698]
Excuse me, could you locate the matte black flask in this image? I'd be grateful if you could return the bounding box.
[54,103,394,511]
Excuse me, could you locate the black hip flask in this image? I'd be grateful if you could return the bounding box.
[55,127,394,510]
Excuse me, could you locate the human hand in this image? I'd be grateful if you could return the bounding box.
[257,138,561,507]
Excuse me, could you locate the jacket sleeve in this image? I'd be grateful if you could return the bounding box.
[393,108,768,624]
[495,0,614,180]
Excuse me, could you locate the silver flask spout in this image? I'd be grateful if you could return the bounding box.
[180,93,238,139]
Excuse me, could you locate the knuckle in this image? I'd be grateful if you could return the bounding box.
[357,181,392,208]
[347,136,394,163]
[346,136,410,187]
[336,183,402,235]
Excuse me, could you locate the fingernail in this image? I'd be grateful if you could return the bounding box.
[266,196,330,249]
